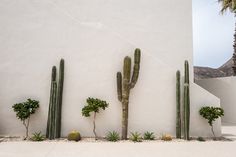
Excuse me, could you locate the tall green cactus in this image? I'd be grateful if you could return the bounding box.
[116,48,141,140]
[46,59,65,139]
[46,66,57,139]
[55,59,64,138]
[183,60,190,140]
[176,70,181,139]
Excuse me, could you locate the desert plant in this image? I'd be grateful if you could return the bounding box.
[67,130,81,142]
[130,132,142,142]
[106,131,120,142]
[161,134,172,141]
[199,106,224,139]
[183,60,190,140]
[46,59,65,140]
[12,99,39,140]
[82,98,109,140]
[176,70,181,139]
[117,48,141,140]
[143,132,155,140]
[30,132,45,141]
[197,136,206,142]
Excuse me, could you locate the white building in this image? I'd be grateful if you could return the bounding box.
[0,0,221,137]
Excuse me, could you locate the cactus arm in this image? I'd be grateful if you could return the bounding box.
[176,70,181,139]
[123,56,131,83]
[130,48,141,89]
[117,72,122,102]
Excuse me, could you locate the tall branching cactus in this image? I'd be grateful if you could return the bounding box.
[183,60,190,140]
[176,70,181,139]
[116,48,141,140]
[46,59,65,139]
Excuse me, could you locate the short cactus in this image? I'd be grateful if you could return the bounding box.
[161,134,172,141]
[67,130,81,142]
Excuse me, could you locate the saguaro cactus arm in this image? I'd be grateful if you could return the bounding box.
[123,56,131,83]
[117,72,122,102]
[130,48,141,88]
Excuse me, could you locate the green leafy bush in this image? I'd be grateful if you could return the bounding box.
[12,99,39,140]
[68,130,81,142]
[161,134,172,141]
[30,132,45,141]
[143,132,155,140]
[130,132,142,142]
[82,97,109,140]
[106,131,120,142]
[199,106,224,139]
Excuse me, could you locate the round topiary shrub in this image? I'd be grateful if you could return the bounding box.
[67,130,81,142]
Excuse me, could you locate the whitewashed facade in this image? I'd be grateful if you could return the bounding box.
[0,0,221,137]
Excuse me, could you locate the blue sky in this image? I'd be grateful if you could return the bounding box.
[192,0,235,68]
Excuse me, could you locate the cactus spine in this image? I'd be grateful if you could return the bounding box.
[176,70,181,139]
[46,59,65,139]
[183,60,190,140]
[116,48,141,140]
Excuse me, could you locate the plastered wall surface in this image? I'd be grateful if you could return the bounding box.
[197,77,236,125]
[0,0,221,137]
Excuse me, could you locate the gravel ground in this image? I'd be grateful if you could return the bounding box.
[0,126,235,157]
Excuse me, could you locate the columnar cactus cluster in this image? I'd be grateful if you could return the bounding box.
[46,59,65,139]
[116,48,141,140]
[175,60,190,140]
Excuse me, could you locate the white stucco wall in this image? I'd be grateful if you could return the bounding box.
[196,77,236,125]
[0,0,221,138]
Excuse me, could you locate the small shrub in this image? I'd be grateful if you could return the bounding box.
[67,130,81,142]
[106,131,120,142]
[30,132,45,141]
[197,137,206,142]
[130,132,142,142]
[12,99,39,140]
[199,106,224,139]
[82,97,109,140]
[143,132,155,140]
[161,134,172,141]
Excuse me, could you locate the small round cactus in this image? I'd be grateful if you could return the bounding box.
[67,130,81,142]
[161,134,172,141]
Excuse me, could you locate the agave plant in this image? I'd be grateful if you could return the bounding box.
[143,132,155,140]
[106,131,120,142]
[130,132,142,142]
[30,132,45,141]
